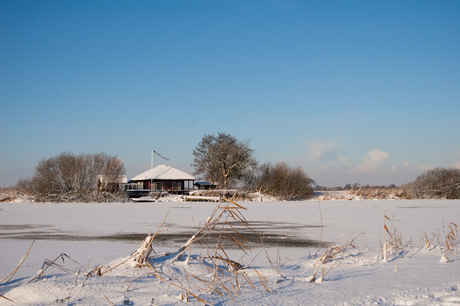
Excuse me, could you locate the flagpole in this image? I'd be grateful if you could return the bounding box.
[150,149,153,191]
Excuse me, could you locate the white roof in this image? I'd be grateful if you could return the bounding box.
[131,165,195,181]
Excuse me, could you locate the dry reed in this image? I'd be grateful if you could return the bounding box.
[0,237,35,284]
[381,214,405,262]
[308,233,359,282]
[441,222,459,262]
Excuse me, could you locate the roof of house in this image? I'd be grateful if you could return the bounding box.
[131,165,195,181]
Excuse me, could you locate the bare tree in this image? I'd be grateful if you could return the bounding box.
[16,152,126,202]
[192,133,257,189]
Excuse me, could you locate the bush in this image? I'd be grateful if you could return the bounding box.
[0,186,19,202]
[16,152,127,202]
[244,162,315,200]
[348,186,411,200]
[405,167,460,199]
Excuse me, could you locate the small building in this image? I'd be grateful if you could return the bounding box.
[194,181,218,190]
[97,175,128,193]
[131,165,195,192]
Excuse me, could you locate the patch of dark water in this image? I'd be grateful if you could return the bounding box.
[0,224,53,230]
[397,206,446,209]
[0,220,325,248]
[1,232,323,248]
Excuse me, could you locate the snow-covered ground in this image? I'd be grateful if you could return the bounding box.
[1,199,459,305]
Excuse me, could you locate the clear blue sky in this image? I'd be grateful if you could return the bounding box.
[1,0,459,188]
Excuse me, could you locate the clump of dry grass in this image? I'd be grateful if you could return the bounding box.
[0,186,20,202]
[315,187,412,200]
[28,253,85,284]
[306,234,360,282]
[422,231,437,251]
[2,241,107,306]
[441,222,459,263]
[380,214,405,262]
[420,222,459,263]
[349,187,412,200]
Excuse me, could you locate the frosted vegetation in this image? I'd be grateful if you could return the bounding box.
[11,152,127,203]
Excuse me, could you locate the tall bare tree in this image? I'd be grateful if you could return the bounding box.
[192,133,257,189]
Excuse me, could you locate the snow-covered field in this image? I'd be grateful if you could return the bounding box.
[1,199,459,305]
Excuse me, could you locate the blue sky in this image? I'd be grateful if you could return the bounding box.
[1,0,459,187]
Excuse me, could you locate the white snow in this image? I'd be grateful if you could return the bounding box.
[1,199,459,305]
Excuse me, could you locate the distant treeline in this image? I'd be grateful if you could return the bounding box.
[315,168,460,200]
[3,147,459,202]
[315,184,398,191]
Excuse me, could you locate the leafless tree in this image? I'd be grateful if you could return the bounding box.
[16,152,126,202]
[405,167,460,199]
[191,133,257,189]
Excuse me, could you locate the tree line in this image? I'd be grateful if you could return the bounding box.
[191,133,460,200]
[10,133,460,202]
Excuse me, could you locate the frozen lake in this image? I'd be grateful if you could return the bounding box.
[1,199,459,305]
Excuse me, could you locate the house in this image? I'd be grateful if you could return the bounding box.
[131,165,195,193]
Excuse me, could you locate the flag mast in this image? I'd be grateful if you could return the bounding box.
[150,149,153,190]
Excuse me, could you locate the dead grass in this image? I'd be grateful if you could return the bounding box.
[381,214,405,262]
[315,187,412,200]
[307,234,360,282]
[0,186,20,202]
[420,221,459,263]
[350,187,412,200]
[0,238,36,303]
[441,222,459,262]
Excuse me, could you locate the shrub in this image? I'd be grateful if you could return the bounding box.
[15,152,126,202]
[405,168,460,199]
[244,162,315,200]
